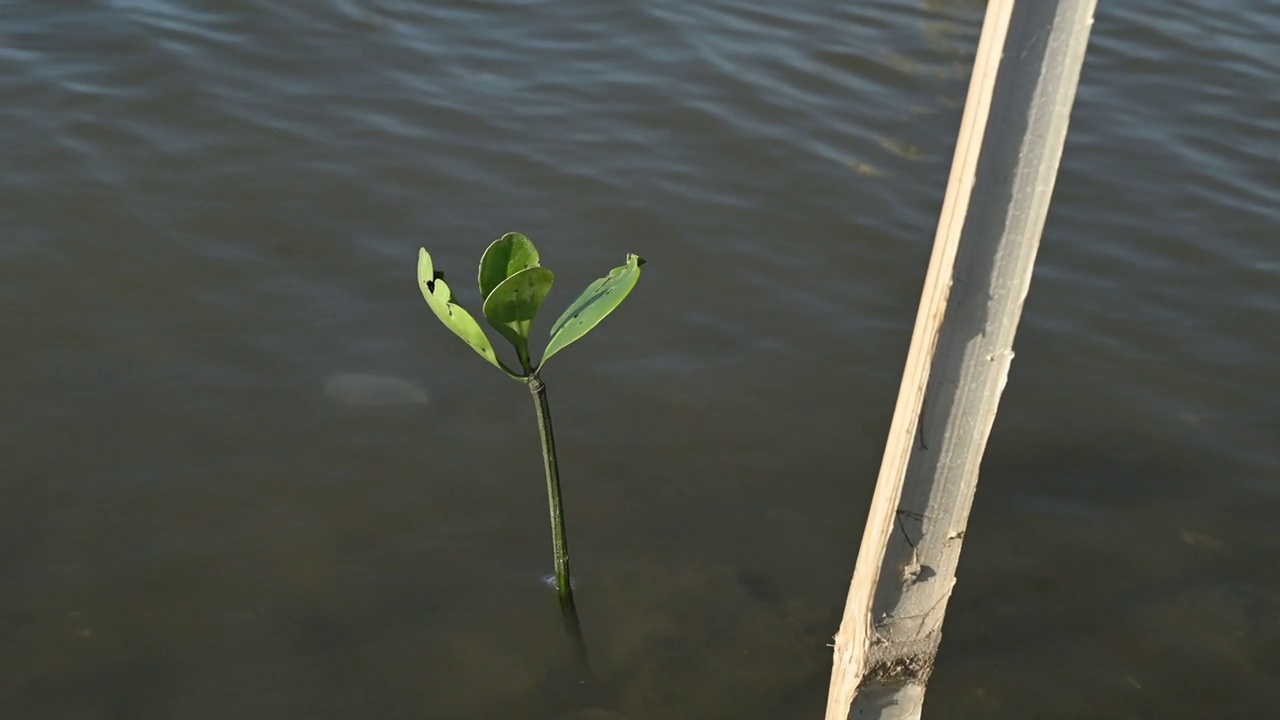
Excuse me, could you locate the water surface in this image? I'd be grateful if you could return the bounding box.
[2,1,1277,717]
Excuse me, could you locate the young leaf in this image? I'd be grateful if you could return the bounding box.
[481,266,554,374]
[541,254,644,368]
[418,248,521,379]
[479,232,541,301]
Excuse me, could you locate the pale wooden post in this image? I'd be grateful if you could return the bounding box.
[824,1,1098,718]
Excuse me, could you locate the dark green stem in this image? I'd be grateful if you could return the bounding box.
[528,375,575,615]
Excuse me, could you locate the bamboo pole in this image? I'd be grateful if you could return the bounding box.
[825,2,1097,718]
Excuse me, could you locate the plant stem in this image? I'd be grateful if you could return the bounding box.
[528,375,576,615]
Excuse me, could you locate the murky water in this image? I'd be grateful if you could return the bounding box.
[2,1,1277,717]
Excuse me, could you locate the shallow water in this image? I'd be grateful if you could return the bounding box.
[323,373,428,407]
[2,1,1277,718]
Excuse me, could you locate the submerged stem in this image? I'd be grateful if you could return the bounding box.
[528,375,576,615]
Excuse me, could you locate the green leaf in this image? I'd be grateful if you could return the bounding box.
[481,266,554,374]
[418,248,521,379]
[541,253,644,368]
[479,232,541,301]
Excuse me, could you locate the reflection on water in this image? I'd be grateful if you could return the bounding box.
[1,0,1277,718]
[323,373,429,407]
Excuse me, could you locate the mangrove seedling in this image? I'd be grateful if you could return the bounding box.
[417,232,644,615]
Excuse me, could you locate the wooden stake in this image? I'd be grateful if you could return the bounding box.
[825,2,1097,718]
